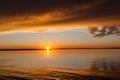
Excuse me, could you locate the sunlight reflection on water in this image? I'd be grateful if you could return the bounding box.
[0,49,120,69]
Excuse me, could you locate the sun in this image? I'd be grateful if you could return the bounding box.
[46,46,50,50]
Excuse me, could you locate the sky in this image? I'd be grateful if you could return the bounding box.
[0,0,120,49]
[0,28,120,49]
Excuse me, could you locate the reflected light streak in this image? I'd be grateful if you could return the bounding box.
[46,49,50,56]
[46,46,50,56]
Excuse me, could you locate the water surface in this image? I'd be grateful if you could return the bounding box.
[0,49,119,69]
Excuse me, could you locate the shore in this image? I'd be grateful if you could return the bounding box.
[0,64,120,80]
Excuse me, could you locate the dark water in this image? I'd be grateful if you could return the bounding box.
[0,49,120,69]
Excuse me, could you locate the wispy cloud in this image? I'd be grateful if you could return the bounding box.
[88,26,120,37]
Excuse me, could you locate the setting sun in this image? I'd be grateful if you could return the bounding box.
[46,46,50,50]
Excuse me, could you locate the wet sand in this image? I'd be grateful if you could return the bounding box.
[0,65,120,80]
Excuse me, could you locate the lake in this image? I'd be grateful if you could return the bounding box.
[0,49,120,69]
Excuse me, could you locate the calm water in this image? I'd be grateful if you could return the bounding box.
[0,49,120,69]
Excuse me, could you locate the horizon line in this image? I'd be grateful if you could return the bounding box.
[0,48,120,51]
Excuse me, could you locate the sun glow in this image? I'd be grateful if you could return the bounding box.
[46,46,50,50]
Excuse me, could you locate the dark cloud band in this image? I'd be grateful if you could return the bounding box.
[0,0,120,33]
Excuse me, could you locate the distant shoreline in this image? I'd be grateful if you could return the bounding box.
[0,48,120,51]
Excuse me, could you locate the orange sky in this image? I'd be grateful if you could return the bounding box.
[0,0,120,49]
